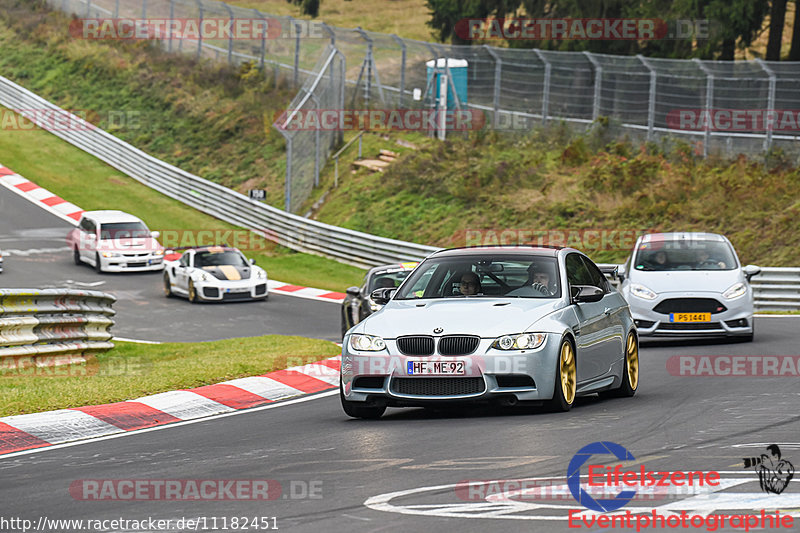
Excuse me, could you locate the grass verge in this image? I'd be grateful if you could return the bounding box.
[0,337,341,417]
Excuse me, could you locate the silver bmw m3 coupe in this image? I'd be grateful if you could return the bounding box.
[340,246,639,419]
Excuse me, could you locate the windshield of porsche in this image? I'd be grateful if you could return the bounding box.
[195,251,248,267]
[369,269,412,291]
[394,255,561,299]
[633,240,737,271]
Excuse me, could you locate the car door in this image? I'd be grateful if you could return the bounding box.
[581,255,625,373]
[78,217,97,262]
[175,252,192,292]
[566,253,609,382]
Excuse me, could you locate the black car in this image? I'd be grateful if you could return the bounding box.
[341,262,418,338]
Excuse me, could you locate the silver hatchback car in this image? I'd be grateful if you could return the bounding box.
[619,233,760,341]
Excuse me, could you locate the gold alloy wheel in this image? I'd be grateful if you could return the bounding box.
[626,333,639,390]
[189,281,197,302]
[560,341,576,404]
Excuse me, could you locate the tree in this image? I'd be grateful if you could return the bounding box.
[766,0,787,60]
[286,0,320,18]
[788,0,800,59]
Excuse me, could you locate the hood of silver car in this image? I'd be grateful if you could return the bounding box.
[630,269,743,294]
[356,298,562,338]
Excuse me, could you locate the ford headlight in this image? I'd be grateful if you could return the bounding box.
[723,282,746,300]
[492,333,546,351]
[630,283,657,300]
[349,334,386,352]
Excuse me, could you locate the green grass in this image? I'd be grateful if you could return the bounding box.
[0,107,364,291]
[0,337,341,416]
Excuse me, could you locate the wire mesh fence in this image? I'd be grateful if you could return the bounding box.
[45,0,800,213]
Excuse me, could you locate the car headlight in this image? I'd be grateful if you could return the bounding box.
[196,273,209,282]
[723,282,747,300]
[153,249,164,256]
[368,298,381,312]
[100,251,120,258]
[491,333,546,351]
[349,334,386,352]
[630,283,657,300]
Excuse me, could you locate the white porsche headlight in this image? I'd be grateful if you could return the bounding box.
[492,333,546,351]
[630,283,657,300]
[256,269,266,279]
[349,334,386,352]
[723,282,746,300]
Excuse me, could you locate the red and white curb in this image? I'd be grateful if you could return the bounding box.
[0,164,347,304]
[0,356,341,455]
[0,166,84,225]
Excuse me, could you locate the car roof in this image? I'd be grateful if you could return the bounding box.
[640,232,726,243]
[430,246,564,258]
[190,246,239,254]
[82,210,143,224]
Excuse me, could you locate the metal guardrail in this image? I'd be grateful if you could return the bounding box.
[599,264,800,312]
[0,289,115,366]
[0,75,439,269]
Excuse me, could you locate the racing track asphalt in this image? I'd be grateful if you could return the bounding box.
[2,318,798,533]
[0,185,342,342]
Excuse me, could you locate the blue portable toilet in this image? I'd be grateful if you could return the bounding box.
[426,58,468,110]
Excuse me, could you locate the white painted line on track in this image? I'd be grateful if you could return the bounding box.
[0,390,338,460]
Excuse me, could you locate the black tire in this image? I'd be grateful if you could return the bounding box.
[163,273,174,298]
[340,381,386,419]
[546,337,577,412]
[94,253,103,273]
[73,248,82,266]
[601,332,639,399]
[188,280,198,303]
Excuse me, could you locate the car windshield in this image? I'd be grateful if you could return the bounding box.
[195,251,248,268]
[99,222,150,239]
[369,270,412,291]
[394,255,561,299]
[633,240,737,271]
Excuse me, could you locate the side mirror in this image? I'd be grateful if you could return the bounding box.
[346,286,361,297]
[151,231,161,239]
[370,288,396,305]
[249,258,256,265]
[572,285,604,303]
[743,264,761,282]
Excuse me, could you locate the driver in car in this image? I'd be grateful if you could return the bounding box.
[459,272,481,295]
[508,264,555,296]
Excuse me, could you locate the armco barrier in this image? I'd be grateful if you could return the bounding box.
[0,75,438,270]
[0,289,115,366]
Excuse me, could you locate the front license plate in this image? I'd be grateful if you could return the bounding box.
[226,288,250,293]
[407,360,465,375]
[670,312,711,323]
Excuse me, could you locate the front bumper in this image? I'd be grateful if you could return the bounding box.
[100,254,164,272]
[195,279,269,301]
[626,290,753,337]
[340,334,560,405]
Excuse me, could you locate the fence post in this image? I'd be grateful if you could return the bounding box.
[637,54,656,141]
[484,45,501,129]
[756,58,776,153]
[337,48,346,146]
[294,19,301,87]
[86,0,91,17]
[253,9,266,71]
[693,58,713,158]
[534,50,550,125]
[284,136,293,212]
[311,94,320,187]
[141,0,147,19]
[195,0,204,59]
[322,22,335,45]
[167,0,175,52]
[113,0,118,17]
[583,51,602,122]
[222,3,234,65]
[391,34,406,108]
